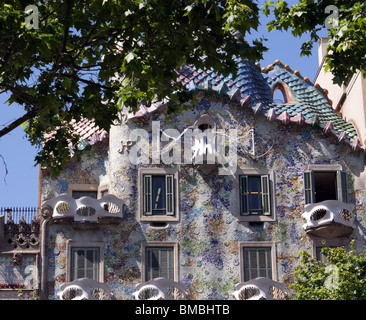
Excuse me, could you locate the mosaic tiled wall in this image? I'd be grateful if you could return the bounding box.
[42,97,366,300]
[0,256,35,287]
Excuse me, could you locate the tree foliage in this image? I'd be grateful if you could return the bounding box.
[0,0,267,175]
[263,0,366,85]
[290,241,366,300]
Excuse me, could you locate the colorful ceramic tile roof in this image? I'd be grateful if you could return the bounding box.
[69,117,108,150]
[71,58,361,152]
[175,59,361,151]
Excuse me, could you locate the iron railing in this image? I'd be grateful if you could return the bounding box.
[0,207,38,224]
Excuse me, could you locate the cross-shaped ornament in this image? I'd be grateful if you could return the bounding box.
[118,140,133,153]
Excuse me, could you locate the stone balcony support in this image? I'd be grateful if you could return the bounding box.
[42,194,123,228]
[132,277,188,300]
[302,200,355,239]
[57,278,113,300]
[232,277,288,300]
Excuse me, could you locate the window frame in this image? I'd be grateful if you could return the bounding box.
[239,241,277,282]
[312,238,349,262]
[304,164,349,205]
[139,168,179,222]
[141,242,179,282]
[70,247,100,281]
[68,183,109,200]
[236,168,275,222]
[66,240,104,283]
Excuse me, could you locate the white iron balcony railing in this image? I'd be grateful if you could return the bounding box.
[132,277,188,300]
[42,193,123,223]
[232,277,288,300]
[302,200,355,238]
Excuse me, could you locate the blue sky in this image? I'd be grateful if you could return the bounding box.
[0,3,326,208]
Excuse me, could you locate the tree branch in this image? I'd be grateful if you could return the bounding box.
[0,154,8,185]
[59,73,114,91]
[0,111,35,138]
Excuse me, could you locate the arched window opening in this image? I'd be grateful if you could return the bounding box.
[198,123,212,131]
[272,84,289,104]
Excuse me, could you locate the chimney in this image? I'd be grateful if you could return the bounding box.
[318,37,329,67]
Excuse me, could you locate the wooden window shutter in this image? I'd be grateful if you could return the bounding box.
[337,171,348,203]
[165,175,174,215]
[304,171,315,204]
[240,176,249,215]
[143,175,152,215]
[261,175,271,215]
[244,247,272,281]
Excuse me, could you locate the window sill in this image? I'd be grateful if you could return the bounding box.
[236,215,275,222]
[140,215,179,222]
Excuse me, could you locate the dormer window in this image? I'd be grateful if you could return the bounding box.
[273,87,287,104]
[272,83,292,104]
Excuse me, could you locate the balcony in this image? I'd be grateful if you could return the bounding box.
[42,194,123,229]
[58,278,113,300]
[192,130,218,176]
[302,200,355,239]
[132,277,188,300]
[232,277,288,300]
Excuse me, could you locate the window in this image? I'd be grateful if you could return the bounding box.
[236,169,274,222]
[272,83,292,104]
[243,247,272,280]
[72,190,98,199]
[315,246,338,263]
[304,168,348,204]
[143,175,174,216]
[71,248,100,281]
[142,242,178,281]
[240,242,276,282]
[139,168,179,222]
[145,247,174,281]
[273,87,287,104]
[240,175,271,216]
[312,238,348,263]
[69,184,98,199]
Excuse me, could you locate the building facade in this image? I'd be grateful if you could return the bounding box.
[315,37,366,147]
[1,58,366,300]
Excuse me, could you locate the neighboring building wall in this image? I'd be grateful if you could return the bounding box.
[314,38,366,147]
[0,212,40,299]
[41,96,366,300]
[340,72,366,146]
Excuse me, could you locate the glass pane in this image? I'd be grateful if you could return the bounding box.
[72,248,99,281]
[248,176,262,213]
[244,247,272,281]
[248,176,260,192]
[151,249,160,268]
[146,247,174,281]
[72,191,97,199]
[152,176,166,215]
[77,250,85,269]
